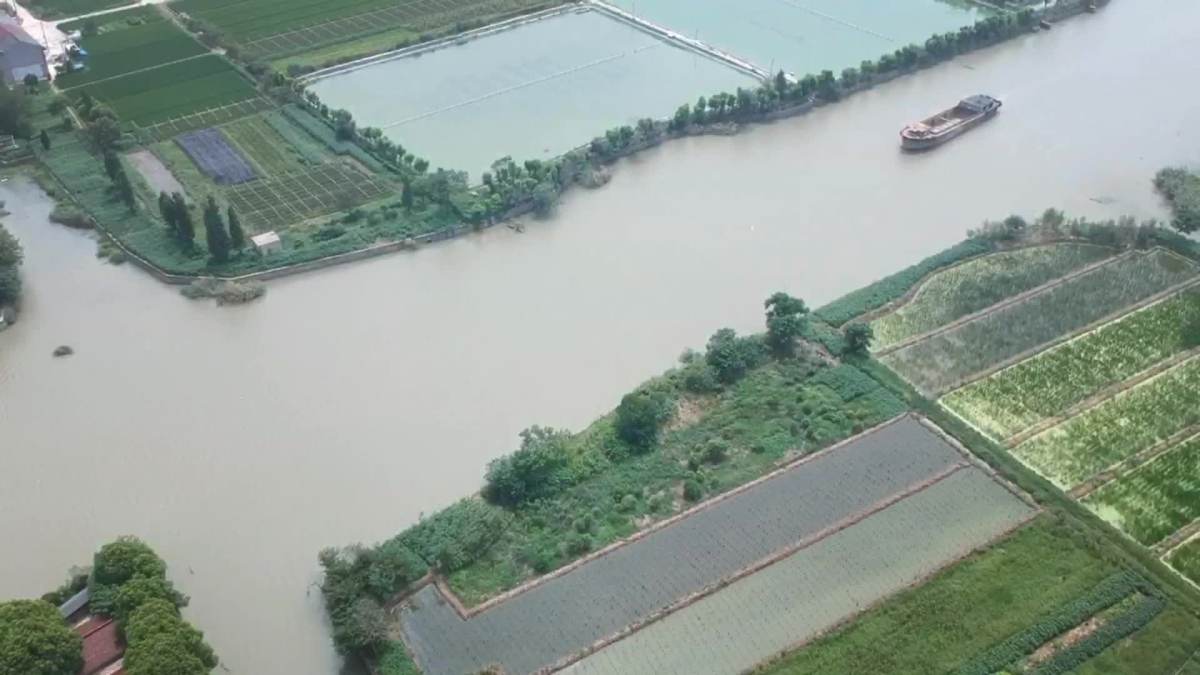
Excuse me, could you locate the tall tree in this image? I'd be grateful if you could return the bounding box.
[171,193,194,247]
[0,600,83,675]
[102,150,121,180]
[114,171,136,210]
[764,292,809,356]
[400,179,413,211]
[157,192,176,233]
[226,206,245,250]
[203,196,230,262]
[844,322,874,356]
[39,129,50,150]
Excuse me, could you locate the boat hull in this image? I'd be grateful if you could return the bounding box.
[901,107,998,151]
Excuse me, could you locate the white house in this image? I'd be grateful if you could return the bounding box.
[251,230,282,255]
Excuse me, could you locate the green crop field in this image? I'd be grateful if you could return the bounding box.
[174,0,396,41]
[871,243,1114,351]
[1013,356,1200,488]
[225,162,393,232]
[1168,538,1200,587]
[942,289,1200,441]
[1083,435,1200,546]
[56,8,207,89]
[756,518,1200,675]
[220,114,322,177]
[140,98,276,142]
[75,54,260,125]
[883,249,1199,395]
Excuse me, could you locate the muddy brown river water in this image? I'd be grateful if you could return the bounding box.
[2,2,1199,673]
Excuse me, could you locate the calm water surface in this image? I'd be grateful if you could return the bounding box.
[2,1,1199,673]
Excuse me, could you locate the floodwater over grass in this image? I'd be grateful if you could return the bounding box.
[306,9,757,178]
[607,0,990,76]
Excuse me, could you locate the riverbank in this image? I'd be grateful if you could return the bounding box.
[40,0,1102,287]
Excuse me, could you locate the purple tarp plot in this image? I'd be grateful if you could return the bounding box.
[176,128,256,185]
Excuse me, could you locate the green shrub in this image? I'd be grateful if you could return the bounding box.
[400,499,510,572]
[1033,595,1166,675]
[682,479,704,502]
[483,426,572,507]
[615,389,672,452]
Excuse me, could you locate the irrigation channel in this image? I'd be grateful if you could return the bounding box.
[2,1,1199,673]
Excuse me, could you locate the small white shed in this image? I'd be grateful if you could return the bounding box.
[251,231,282,255]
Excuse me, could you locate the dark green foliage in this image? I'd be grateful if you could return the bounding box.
[1033,595,1166,675]
[122,599,217,675]
[39,574,88,608]
[764,292,809,356]
[615,389,672,452]
[330,598,389,655]
[844,322,874,355]
[203,196,230,262]
[90,536,168,613]
[1155,167,1200,234]
[682,478,704,502]
[705,328,767,384]
[39,129,50,150]
[483,426,572,507]
[799,319,846,356]
[111,575,187,624]
[0,224,21,306]
[0,85,32,138]
[227,206,245,250]
[171,192,194,246]
[816,238,996,325]
[810,365,880,402]
[400,499,511,573]
[157,192,175,233]
[0,600,83,675]
[954,572,1156,675]
[378,641,422,675]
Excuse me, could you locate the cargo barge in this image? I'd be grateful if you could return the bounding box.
[901,95,1001,150]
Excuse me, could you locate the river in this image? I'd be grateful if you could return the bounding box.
[2,1,1198,673]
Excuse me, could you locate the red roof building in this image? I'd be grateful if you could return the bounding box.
[73,613,125,675]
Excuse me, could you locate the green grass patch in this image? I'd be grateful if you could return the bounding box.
[754,517,1118,675]
[1083,434,1200,546]
[943,289,1200,440]
[57,8,207,88]
[22,0,133,20]
[1014,356,1200,488]
[174,0,398,41]
[74,54,258,126]
[268,26,417,73]
[1168,538,1200,588]
[816,238,996,326]
[871,243,1114,351]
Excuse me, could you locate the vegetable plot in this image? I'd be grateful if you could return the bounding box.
[942,289,1200,440]
[883,249,1198,395]
[1082,434,1200,546]
[870,243,1114,351]
[1166,537,1200,587]
[176,128,257,185]
[1013,356,1200,488]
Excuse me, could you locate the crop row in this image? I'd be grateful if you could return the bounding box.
[225,163,392,231]
[942,289,1200,440]
[560,468,1033,675]
[177,127,257,185]
[815,238,995,326]
[220,115,315,177]
[57,8,206,88]
[77,55,259,125]
[871,243,1114,351]
[174,0,400,41]
[1031,594,1166,675]
[883,248,1199,395]
[1013,356,1200,488]
[140,98,275,143]
[954,571,1152,675]
[1082,434,1200,546]
[1167,537,1200,587]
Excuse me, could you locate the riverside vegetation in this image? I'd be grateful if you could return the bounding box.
[0,537,217,675]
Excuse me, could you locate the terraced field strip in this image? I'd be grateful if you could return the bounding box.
[870,243,1117,353]
[943,287,1200,444]
[225,163,393,232]
[54,7,208,89]
[139,98,277,143]
[1012,354,1200,489]
[397,417,1004,675]
[75,54,260,125]
[558,467,1035,675]
[1071,425,1200,499]
[1165,534,1200,588]
[1081,433,1200,546]
[882,248,1200,396]
[220,115,313,177]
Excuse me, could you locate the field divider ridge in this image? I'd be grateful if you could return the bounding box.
[56,51,215,93]
[925,261,1200,397]
[874,249,1137,358]
[537,461,973,675]
[1156,518,1200,556]
[916,414,1041,510]
[1069,423,1200,501]
[1007,345,1200,448]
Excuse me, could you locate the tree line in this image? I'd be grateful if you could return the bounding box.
[0,220,21,309]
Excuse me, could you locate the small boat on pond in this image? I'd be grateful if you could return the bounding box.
[900,95,1001,151]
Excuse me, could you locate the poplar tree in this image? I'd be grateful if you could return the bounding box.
[203,196,230,262]
[158,192,176,233]
[226,206,244,250]
[171,193,194,247]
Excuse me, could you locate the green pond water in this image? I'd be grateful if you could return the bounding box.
[307,9,757,179]
[609,0,991,75]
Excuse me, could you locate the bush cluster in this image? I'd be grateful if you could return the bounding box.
[1154,167,1200,235]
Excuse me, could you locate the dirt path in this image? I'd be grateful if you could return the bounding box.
[1157,519,1200,556]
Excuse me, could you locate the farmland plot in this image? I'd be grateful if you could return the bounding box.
[1082,434,1200,546]
[75,55,260,125]
[882,249,1199,395]
[560,467,1032,675]
[398,417,989,675]
[1167,537,1200,587]
[942,289,1200,441]
[176,128,257,185]
[871,243,1115,351]
[225,163,392,231]
[140,98,276,143]
[1013,356,1200,488]
[56,8,207,89]
[220,115,317,177]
